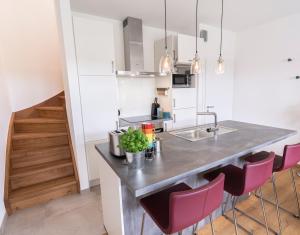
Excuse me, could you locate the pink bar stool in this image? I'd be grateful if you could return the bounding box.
[245,144,300,235]
[205,152,275,235]
[139,173,225,235]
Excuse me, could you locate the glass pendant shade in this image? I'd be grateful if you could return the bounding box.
[190,53,201,75]
[216,56,225,74]
[159,50,173,74]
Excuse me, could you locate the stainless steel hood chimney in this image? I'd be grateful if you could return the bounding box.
[116,17,161,78]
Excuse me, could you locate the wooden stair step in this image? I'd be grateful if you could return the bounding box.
[12,132,69,150]
[4,91,80,215]
[14,118,66,133]
[10,160,74,190]
[11,145,71,169]
[14,118,66,124]
[9,176,77,212]
[36,106,65,119]
[11,159,73,178]
[36,106,64,111]
[13,132,68,140]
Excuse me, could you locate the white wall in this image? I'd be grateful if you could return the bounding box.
[0,0,63,111]
[55,1,90,190]
[199,24,236,123]
[0,54,12,229]
[234,14,300,153]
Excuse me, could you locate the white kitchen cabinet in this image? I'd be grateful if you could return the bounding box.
[85,140,104,185]
[154,34,204,68]
[173,108,197,129]
[154,36,177,72]
[172,88,197,110]
[177,34,194,64]
[73,15,115,76]
[163,120,174,132]
[79,76,118,141]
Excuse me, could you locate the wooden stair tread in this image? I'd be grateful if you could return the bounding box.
[11,159,73,177]
[36,106,64,111]
[12,132,68,140]
[9,176,76,201]
[5,91,79,214]
[14,118,66,124]
[11,145,70,159]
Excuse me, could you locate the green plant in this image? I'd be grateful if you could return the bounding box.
[119,128,149,153]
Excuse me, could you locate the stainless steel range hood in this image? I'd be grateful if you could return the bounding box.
[116,17,162,78]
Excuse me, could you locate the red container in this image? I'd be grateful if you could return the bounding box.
[142,123,154,130]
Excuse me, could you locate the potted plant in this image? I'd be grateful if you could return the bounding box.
[119,128,149,169]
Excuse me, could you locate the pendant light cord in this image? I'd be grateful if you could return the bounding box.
[219,0,224,57]
[195,0,199,54]
[164,0,167,50]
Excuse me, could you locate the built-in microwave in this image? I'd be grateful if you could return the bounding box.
[172,73,192,88]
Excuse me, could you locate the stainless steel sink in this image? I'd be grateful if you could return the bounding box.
[169,125,237,142]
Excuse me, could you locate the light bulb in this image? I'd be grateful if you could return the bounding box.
[216,56,225,74]
[190,53,201,75]
[159,50,173,75]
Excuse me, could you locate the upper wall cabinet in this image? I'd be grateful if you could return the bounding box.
[73,15,115,76]
[177,34,198,64]
[154,36,177,72]
[154,34,204,68]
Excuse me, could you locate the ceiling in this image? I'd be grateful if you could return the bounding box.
[71,0,300,34]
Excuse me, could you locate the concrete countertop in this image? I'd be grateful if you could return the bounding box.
[95,120,296,198]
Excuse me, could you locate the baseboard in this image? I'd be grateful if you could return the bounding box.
[0,212,7,235]
[89,179,100,187]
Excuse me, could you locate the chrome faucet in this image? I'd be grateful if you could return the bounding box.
[197,106,219,132]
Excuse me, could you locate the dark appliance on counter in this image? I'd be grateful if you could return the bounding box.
[172,72,192,88]
[151,97,160,119]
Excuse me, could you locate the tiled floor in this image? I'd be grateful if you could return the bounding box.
[4,187,106,235]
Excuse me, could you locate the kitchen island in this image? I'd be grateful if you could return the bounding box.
[95,120,296,235]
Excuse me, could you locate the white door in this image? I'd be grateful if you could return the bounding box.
[79,76,118,141]
[172,88,197,109]
[73,15,115,76]
[173,108,197,129]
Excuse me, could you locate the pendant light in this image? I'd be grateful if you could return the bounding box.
[190,0,201,75]
[159,0,173,75]
[216,0,225,74]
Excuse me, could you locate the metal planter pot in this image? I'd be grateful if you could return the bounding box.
[125,151,145,169]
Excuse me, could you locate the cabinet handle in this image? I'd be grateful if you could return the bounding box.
[173,114,176,123]
[112,61,115,74]
[173,50,176,62]
[173,99,176,108]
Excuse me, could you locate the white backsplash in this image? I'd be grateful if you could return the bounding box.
[118,77,156,117]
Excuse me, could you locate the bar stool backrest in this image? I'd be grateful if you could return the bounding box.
[243,152,275,195]
[168,173,225,233]
[281,143,300,171]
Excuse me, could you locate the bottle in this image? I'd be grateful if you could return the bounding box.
[151,97,160,119]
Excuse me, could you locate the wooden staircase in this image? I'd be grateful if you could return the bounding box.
[4,92,80,214]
